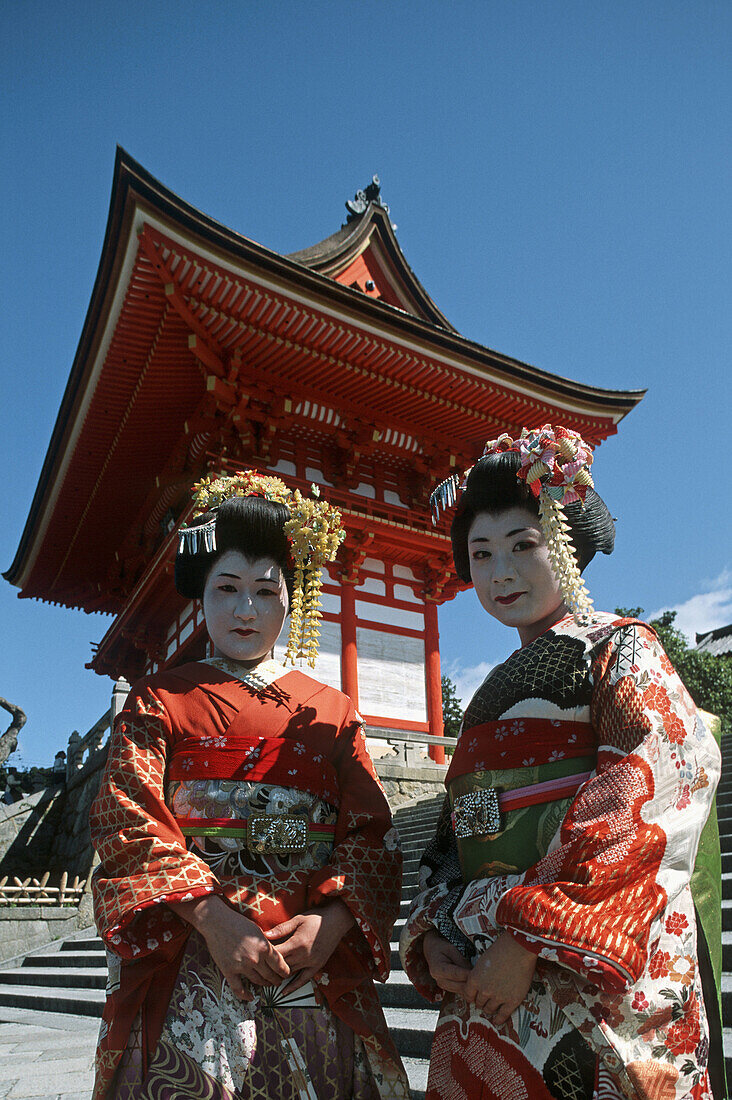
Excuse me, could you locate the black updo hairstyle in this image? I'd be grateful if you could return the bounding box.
[450,450,615,584]
[175,495,295,602]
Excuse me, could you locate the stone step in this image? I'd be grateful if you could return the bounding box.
[403,871,420,891]
[0,966,106,990]
[383,1008,439,1060]
[61,937,105,953]
[396,827,437,841]
[0,982,105,1017]
[396,821,441,838]
[379,970,432,1010]
[396,821,439,835]
[397,833,437,849]
[724,1029,732,1097]
[23,950,107,969]
[392,917,406,936]
[398,840,435,855]
[395,807,442,823]
[396,808,441,822]
[394,805,440,822]
[402,1057,428,1100]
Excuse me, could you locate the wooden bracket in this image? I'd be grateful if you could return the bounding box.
[338,533,375,584]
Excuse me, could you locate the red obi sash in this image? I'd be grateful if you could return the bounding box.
[446,718,595,786]
[168,735,340,807]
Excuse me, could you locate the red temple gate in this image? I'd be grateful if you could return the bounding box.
[5,152,643,764]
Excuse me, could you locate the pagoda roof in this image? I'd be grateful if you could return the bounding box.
[286,191,456,330]
[5,148,645,614]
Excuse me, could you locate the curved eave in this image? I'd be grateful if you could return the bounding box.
[5,148,645,596]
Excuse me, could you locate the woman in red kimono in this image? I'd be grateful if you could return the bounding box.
[91,471,409,1100]
[400,427,723,1100]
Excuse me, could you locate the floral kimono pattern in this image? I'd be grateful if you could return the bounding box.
[400,613,722,1100]
[91,658,409,1099]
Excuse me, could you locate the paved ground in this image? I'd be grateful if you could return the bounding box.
[0,1008,97,1099]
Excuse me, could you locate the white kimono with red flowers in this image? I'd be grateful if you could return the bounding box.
[400,614,722,1100]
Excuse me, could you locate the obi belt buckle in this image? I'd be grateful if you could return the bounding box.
[247,813,308,855]
[453,788,502,838]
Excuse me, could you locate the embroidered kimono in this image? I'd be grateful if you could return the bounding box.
[91,658,409,1100]
[400,614,722,1100]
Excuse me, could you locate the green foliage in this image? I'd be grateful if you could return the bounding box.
[441,674,463,739]
[615,607,732,736]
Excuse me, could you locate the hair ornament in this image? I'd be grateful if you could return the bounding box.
[177,517,217,555]
[431,424,597,623]
[179,470,346,667]
[430,473,462,524]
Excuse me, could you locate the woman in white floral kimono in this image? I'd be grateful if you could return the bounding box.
[400,426,723,1100]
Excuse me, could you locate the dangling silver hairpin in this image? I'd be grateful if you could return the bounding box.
[430,473,462,525]
[178,518,217,555]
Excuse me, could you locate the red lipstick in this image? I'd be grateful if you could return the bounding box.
[233,628,256,637]
[494,593,525,605]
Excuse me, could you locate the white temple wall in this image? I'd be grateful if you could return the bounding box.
[355,628,428,723]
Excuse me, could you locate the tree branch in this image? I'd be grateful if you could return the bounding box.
[0,697,26,768]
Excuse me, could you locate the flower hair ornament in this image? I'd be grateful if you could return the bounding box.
[178,470,346,667]
[431,425,596,623]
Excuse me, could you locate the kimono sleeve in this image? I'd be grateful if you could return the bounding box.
[90,682,222,960]
[306,708,402,982]
[488,623,721,992]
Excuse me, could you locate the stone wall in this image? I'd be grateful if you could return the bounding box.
[0,788,67,880]
[47,744,107,881]
[377,761,447,809]
[0,902,94,964]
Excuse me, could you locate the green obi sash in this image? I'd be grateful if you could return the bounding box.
[448,756,595,882]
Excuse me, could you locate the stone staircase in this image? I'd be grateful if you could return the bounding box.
[0,930,106,1019]
[381,795,443,1099]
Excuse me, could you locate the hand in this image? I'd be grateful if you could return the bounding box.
[423,929,472,994]
[170,895,289,1001]
[264,900,355,993]
[464,931,537,1026]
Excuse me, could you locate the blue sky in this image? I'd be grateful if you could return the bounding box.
[1,1,730,765]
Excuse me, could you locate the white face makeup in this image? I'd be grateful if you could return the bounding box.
[467,507,568,645]
[202,550,289,666]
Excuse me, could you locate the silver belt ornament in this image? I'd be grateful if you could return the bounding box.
[247,812,308,854]
[452,788,502,838]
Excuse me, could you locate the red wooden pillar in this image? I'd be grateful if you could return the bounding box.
[424,600,444,764]
[340,581,359,710]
